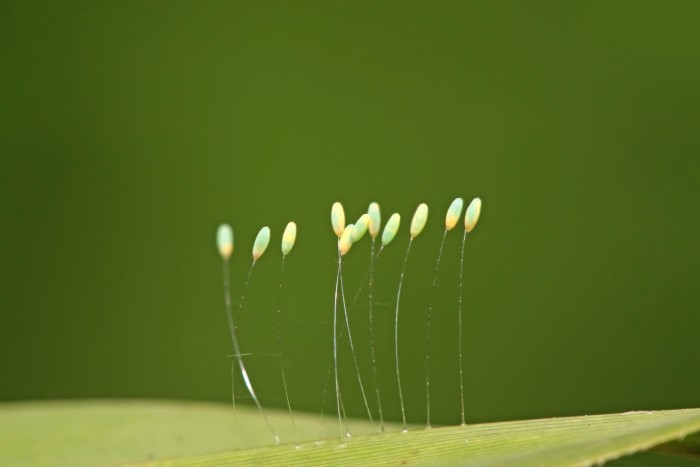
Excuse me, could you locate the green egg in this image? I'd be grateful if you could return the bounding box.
[445,197,464,231]
[331,202,345,238]
[351,214,370,242]
[382,213,401,246]
[339,224,355,255]
[281,222,297,256]
[253,226,271,260]
[368,202,381,239]
[217,224,233,259]
[410,203,429,238]
[465,198,482,233]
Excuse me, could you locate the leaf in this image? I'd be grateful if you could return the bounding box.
[1,401,699,466]
[141,409,700,466]
[651,432,700,460]
[0,400,380,467]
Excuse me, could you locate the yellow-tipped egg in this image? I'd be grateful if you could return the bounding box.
[351,214,370,242]
[281,222,297,256]
[216,224,233,260]
[445,197,464,231]
[410,203,429,238]
[331,202,345,238]
[339,224,354,255]
[381,213,401,246]
[465,198,482,233]
[368,202,381,239]
[252,226,271,261]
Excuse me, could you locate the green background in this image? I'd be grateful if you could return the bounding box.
[1,0,698,430]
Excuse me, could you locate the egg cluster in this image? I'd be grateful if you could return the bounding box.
[215,198,482,443]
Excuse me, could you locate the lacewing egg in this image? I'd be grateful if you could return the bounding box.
[339,224,355,256]
[445,197,464,231]
[281,222,297,256]
[382,213,401,246]
[410,203,429,238]
[331,202,346,238]
[351,214,370,243]
[217,224,233,259]
[368,202,381,239]
[253,226,271,260]
[465,198,482,233]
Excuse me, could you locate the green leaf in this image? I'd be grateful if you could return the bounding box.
[0,400,380,466]
[1,401,699,466]
[651,432,700,460]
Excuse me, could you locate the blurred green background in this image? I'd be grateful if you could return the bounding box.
[1,0,698,430]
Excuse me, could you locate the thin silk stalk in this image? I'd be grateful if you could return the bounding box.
[395,238,413,432]
[276,256,295,428]
[234,262,256,333]
[221,258,279,444]
[425,230,447,428]
[333,247,344,438]
[368,238,384,431]
[458,229,468,425]
[339,257,375,430]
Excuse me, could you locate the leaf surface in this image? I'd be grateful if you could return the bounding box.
[1,401,699,466]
